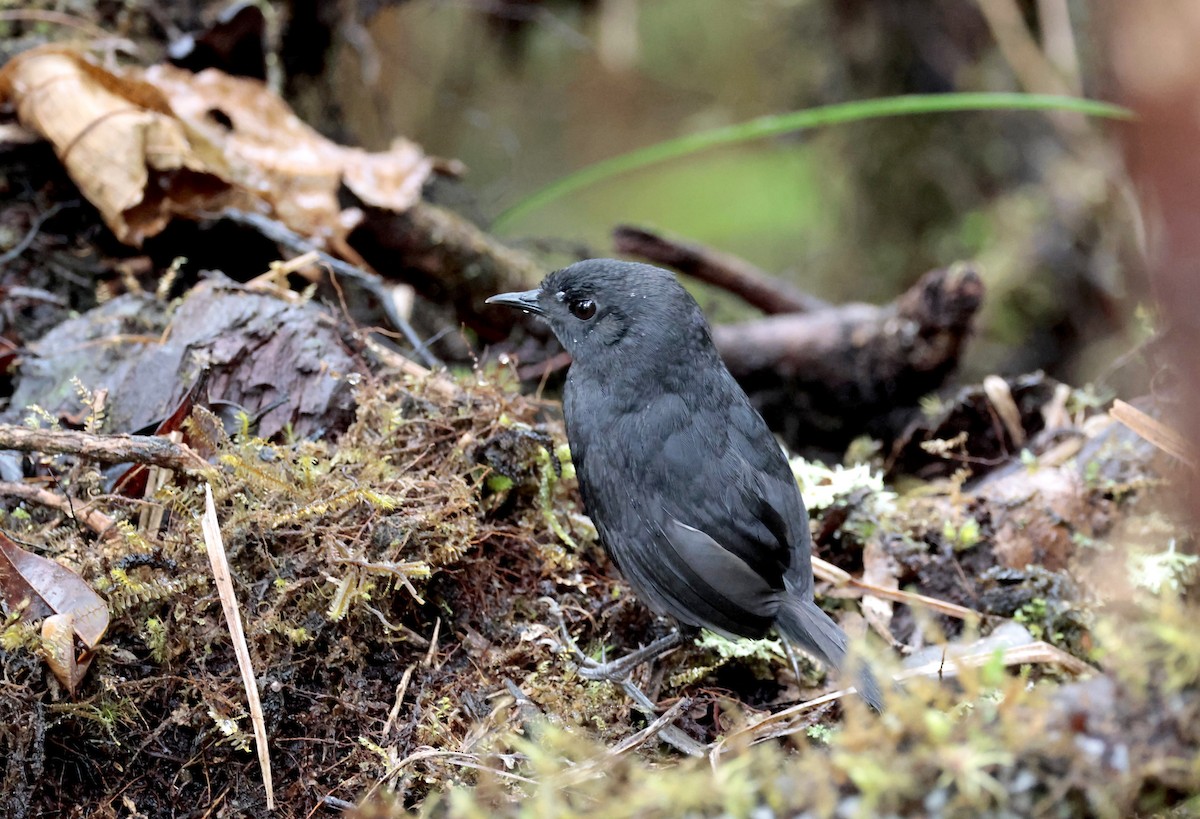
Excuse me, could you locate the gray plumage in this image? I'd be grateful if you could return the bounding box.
[488,259,882,711]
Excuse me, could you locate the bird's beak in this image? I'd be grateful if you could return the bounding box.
[486,289,545,316]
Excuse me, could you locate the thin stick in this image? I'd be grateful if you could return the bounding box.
[613,225,828,314]
[0,425,212,474]
[608,696,691,758]
[813,556,981,621]
[617,680,706,757]
[383,665,416,738]
[201,485,274,810]
[895,639,1095,681]
[423,617,441,668]
[540,597,705,757]
[221,209,442,369]
[1110,398,1195,467]
[709,637,1095,764]
[362,336,462,401]
[0,480,119,541]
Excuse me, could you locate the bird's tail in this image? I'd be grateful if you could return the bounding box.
[776,596,884,712]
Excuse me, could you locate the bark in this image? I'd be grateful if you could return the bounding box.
[712,264,984,450]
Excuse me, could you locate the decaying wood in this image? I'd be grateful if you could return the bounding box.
[712,263,984,449]
[350,201,546,341]
[4,276,366,441]
[613,224,828,314]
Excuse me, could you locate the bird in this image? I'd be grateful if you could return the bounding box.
[487,259,883,711]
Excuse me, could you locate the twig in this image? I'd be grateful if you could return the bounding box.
[0,480,120,541]
[607,696,692,758]
[393,748,536,784]
[709,638,1095,764]
[1036,0,1081,94]
[708,688,847,768]
[896,639,1095,681]
[137,430,181,533]
[221,208,442,369]
[0,424,212,474]
[1110,398,1195,467]
[200,484,274,810]
[503,677,546,723]
[0,10,113,42]
[383,665,416,738]
[423,616,441,668]
[975,0,1074,97]
[547,696,696,789]
[617,679,705,757]
[983,374,1026,447]
[361,336,463,401]
[813,555,982,621]
[360,604,431,647]
[0,201,75,265]
[613,225,828,314]
[352,200,546,341]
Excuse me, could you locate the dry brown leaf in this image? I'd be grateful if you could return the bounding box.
[0,46,236,245]
[41,612,96,696]
[0,531,110,648]
[141,63,432,241]
[0,45,433,247]
[0,531,109,695]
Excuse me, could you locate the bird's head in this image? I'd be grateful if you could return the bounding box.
[486,259,714,367]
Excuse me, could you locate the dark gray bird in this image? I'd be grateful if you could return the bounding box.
[487,259,883,711]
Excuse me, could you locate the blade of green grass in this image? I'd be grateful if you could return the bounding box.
[492,92,1133,233]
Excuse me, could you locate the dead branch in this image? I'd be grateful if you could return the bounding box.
[711,263,984,449]
[350,201,546,341]
[613,224,827,314]
[814,555,982,621]
[0,480,120,540]
[0,424,212,474]
[221,208,442,369]
[1110,398,1195,467]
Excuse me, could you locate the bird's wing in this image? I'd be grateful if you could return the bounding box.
[727,390,816,594]
[654,388,810,591]
[652,516,779,637]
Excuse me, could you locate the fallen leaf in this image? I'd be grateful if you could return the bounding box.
[0,531,110,648]
[0,46,237,245]
[141,63,432,239]
[0,45,434,247]
[42,612,96,696]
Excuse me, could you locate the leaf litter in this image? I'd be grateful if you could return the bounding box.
[0,33,1196,819]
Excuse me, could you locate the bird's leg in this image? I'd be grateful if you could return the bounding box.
[782,638,805,686]
[577,630,687,681]
[539,597,689,681]
[541,597,593,665]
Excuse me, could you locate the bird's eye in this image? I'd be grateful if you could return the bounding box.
[569,298,597,320]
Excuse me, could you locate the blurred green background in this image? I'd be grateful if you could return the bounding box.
[300,0,1143,386]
